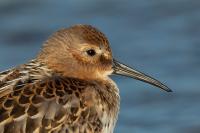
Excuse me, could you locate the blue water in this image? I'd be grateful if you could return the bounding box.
[0,0,200,133]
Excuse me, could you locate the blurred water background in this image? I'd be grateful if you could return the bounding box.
[0,0,200,133]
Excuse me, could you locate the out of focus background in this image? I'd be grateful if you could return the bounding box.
[0,0,200,133]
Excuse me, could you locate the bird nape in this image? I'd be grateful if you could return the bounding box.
[0,24,171,133]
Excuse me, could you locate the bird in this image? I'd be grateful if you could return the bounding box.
[0,24,172,133]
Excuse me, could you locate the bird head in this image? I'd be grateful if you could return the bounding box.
[37,24,172,92]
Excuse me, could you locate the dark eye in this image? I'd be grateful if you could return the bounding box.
[86,49,96,56]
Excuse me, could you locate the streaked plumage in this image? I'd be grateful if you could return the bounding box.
[0,59,119,133]
[0,24,171,133]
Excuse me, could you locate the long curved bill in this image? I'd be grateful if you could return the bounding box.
[112,59,172,92]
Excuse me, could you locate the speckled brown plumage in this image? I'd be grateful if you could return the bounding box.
[0,60,119,133]
[0,24,171,133]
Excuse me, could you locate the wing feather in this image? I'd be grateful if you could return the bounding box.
[0,75,108,133]
[0,68,21,98]
[0,59,117,133]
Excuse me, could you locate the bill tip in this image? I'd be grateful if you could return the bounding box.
[165,88,173,92]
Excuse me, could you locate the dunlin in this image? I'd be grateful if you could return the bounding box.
[0,24,172,133]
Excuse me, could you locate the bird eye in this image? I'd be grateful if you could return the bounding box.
[86,49,96,56]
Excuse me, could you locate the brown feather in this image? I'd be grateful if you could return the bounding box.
[0,61,119,133]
